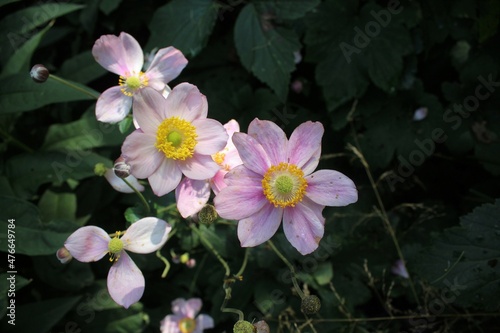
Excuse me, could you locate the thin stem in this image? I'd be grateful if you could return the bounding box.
[121,178,150,215]
[267,240,305,299]
[155,250,171,278]
[235,248,249,278]
[189,224,231,277]
[49,74,100,99]
[0,127,34,153]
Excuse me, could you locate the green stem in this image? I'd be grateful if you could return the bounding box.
[121,178,150,215]
[189,224,230,277]
[49,74,100,99]
[235,248,249,278]
[0,127,34,153]
[155,250,171,278]
[267,240,305,299]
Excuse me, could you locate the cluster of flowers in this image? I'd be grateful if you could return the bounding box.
[60,32,358,324]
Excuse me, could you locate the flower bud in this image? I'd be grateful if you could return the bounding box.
[94,163,107,176]
[301,295,321,314]
[233,320,255,333]
[198,204,218,225]
[113,156,131,179]
[186,258,196,268]
[253,320,270,333]
[56,246,73,264]
[30,64,49,83]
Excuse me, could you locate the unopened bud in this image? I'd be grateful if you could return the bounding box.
[56,246,73,264]
[301,295,321,314]
[198,204,218,225]
[186,258,196,268]
[233,320,255,333]
[113,156,131,179]
[253,320,270,333]
[94,163,107,176]
[179,253,190,264]
[30,64,49,83]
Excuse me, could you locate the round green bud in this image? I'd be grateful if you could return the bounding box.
[233,320,255,333]
[94,163,107,176]
[198,204,218,225]
[301,295,321,314]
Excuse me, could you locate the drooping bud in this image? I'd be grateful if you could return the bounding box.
[198,204,218,225]
[301,295,321,314]
[30,64,49,83]
[253,320,270,333]
[113,156,131,179]
[56,246,73,264]
[233,320,255,333]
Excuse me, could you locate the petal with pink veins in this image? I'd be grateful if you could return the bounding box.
[145,46,188,90]
[232,132,271,175]
[287,121,324,174]
[192,118,228,155]
[64,226,110,262]
[121,217,171,253]
[305,169,358,206]
[147,158,182,196]
[163,83,208,121]
[121,130,163,179]
[175,178,211,218]
[223,165,262,187]
[92,32,143,76]
[214,185,266,220]
[96,86,132,123]
[178,153,219,180]
[132,88,165,133]
[107,251,144,308]
[282,199,325,255]
[248,118,288,165]
[238,203,283,247]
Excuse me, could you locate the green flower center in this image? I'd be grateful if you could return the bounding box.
[262,162,307,208]
[275,175,294,194]
[155,117,197,160]
[167,131,183,147]
[178,317,196,333]
[118,72,148,96]
[125,76,141,89]
[108,234,124,262]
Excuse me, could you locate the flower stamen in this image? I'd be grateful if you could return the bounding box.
[178,317,197,333]
[108,231,124,262]
[155,117,197,160]
[262,162,307,208]
[118,71,148,96]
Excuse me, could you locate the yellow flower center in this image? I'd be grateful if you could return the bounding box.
[155,117,197,160]
[108,232,123,262]
[118,71,148,96]
[178,317,197,333]
[262,162,307,208]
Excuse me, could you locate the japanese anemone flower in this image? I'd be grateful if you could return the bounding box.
[214,118,358,255]
[92,32,187,123]
[160,298,214,333]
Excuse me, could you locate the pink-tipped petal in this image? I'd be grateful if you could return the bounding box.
[195,314,214,332]
[64,226,110,262]
[175,178,211,218]
[178,153,219,180]
[121,130,163,179]
[96,86,132,123]
[172,298,202,317]
[104,169,145,193]
[223,165,262,187]
[238,203,283,247]
[164,83,208,121]
[107,251,144,308]
[282,199,325,255]
[132,88,165,133]
[92,32,143,76]
[148,158,183,196]
[248,118,288,165]
[214,185,266,220]
[122,217,171,253]
[305,169,358,206]
[146,46,188,90]
[232,132,271,175]
[288,121,324,174]
[192,118,229,155]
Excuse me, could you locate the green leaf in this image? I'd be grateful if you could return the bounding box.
[0,0,20,7]
[234,3,300,100]
[0,196,79,255]
[38,190,77,223]
[0,73,99,113]
[254,0,320,20]
[32,255,94,291]
[59,50,107,84]
[0,273,30,319]
[414,200,500,311]
[99,0,123,15]
[313,262,334,285]
[147,0,218,57]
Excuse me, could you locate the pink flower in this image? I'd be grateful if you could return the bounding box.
[160,298,214,333]
[121,85,229,196]
[175,119,242,218]
[64,217,171,308]
[92,32,187,123]
[214,119,358,255]
[104,168,145,193]
[391,259,409,279]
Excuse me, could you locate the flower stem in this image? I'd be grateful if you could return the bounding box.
[267,240,305,299]
[121,178,150,215]
[189,224,230,277]
[235,248,249,278]
[155,250,170,278]
[49,74,100,99]
[0,127,34,153]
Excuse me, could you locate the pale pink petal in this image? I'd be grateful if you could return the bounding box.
[194,314,214,332]
[214,186,266,220]
[107,251,144,308]
[145,46,188,90]
[224,148,243,169]
[104,169,145,193]
[224,119,240,138]
[282,199,325,255]
[223,165,262,187]
[238,203,283,247]
[305,169,358,206]
[96,86,132,123]
[192,118,228,155]
[248,118,287,165]
[122,217,171,253]
[92,32,143,76]
[64,226,109,262]
[287,121,324,174]
[132,88,164,133]
[160,315,182,333]
[121,130,164,179]
[178,153,219,180]
[164,83,208,121]
[210,170,227,194]
[175,178,211,218]
[147,158,182,196]
[232,132,271,175]
[171,298,201,317]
